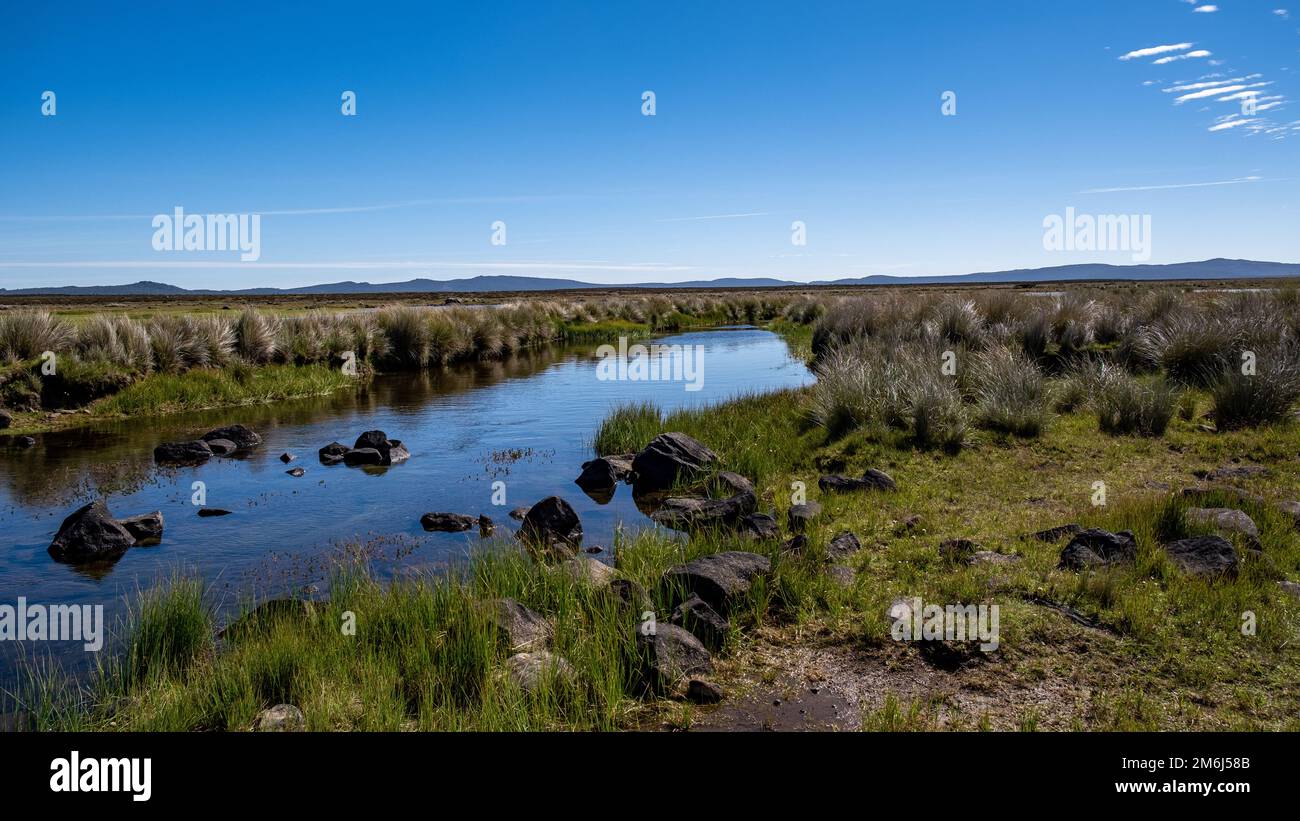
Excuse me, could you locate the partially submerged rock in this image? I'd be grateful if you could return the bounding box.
[519,496,583,551]
[197,507,232,517]
[420,512,475,532]
[119,511,164,546]
[574,458,620,493]
[47,501,135,563]
[153,440,213,465]
[203,424,262,450]
[204,438,239,456]
[318,442,349,465]
[651,491,757,531]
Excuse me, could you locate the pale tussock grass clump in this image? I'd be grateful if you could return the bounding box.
[1210,342,1300,430]
[1095,370,1180,437]
[0,310,77,362]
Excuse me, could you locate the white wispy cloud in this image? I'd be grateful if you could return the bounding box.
[1209,117,1259,131]
[1119,42,1193,60]
[1192,5,1218,13]
[1274,9,1290,19]
[1154,49,1212,64]
[1078,176,1264,193]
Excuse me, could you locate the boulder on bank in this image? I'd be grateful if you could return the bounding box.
[787,502,822,532]
[153,440,213,465]
[1058,529,1137,570]
[1277,501,1300,530]
[636,622,713,695]
[555,556,617,588]
[1163,535,1238,579]
[1028,523,1082,543]
[1186,507,1260,543]
[420,512,476,532]
[661,551,772,614]
[203,424,262,450]
[487,598,552,652]
[939,538,980,563]
[47,500,136,563]
[738,512,780,540]
[519,496,583,551]
[709,471,755,497]
[670,594,729,652]
[253,704,305,732]
[818,468,896,494]
[0,409,11,429]
[651,491,756,531]
[826,531,862,560]
[686,679,724,705]
[631,432,718,491]
[119,511,164,545]
[504,651,578,693]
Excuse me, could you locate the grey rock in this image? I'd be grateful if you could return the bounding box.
[710,471,755,497]
[826,564,856,588]
[487,598,552,652]
[1028,523,1082,542]
[351,430,409,466]
[318,442,349,464]
[520,496,583,550]
[604,578,652,611]
[1279,580,1300,600]
[153,440,213,465]
[781,534,808,554]
[1186,507,1259,540]
[253,704,305,732]
[661,551,772,614]
[787,502,822,532]
[204,438,239,456]
[670,594,729,652]
[636,622,712,694]
[1163,535,1238,578]
[420,512,475,532]
[47,501,135,563]
[818,468,896,494]
[685,679,724,705]
[631,432,719,491]
[1058,529,1137,570]
[203,424,262,450]
[286,467,305,477]
[1277,501,1300,530]
[504,651,577,693]
[651,491,757,531]
[279,452,295,463]
[826,531,862,560]
[556,556,616,587]
[509,506,529,520]
[737,512,780,540]
[119,511,164,545]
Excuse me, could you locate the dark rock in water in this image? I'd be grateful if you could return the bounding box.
[781,534,808,554]
[603,454,636,481]
[686,679,724,705]
[204,438,239,456]
[154,440,213,465]
[651,491,756,531]
[709,471,755,497]
[636,622,712,695]
[670,594,729,652]
[1186,507,1259,542]
[661,551,772,614]
[279,452,295,464]
[737,512,779,540]
[47,501,135,563]
[818,468,896,494]
[1163,535,1238,578]
[285,467,306,477]
[197,508,232,517]
[520,496,583,550]
[487,598,552,652]
[254,704,305,732]
[575,458,619,492]
[505,651,577,692]
[318,442,349,464]
[509,506,529,521]
[119,511,164,545]
[0,409,10,429]
[939,538,980,562]
[605,578,652,611]
[16,435,36,449]
[631,432,718,491]
[826,531,862,560]
[343,447,384,466]
[787,502,822,532]
[1058,529,1137,570]
[420,512,475,532]
[202,424,262,450]
[1028,523,1082,542]
[479,514,495,537]
[351,430,409,466]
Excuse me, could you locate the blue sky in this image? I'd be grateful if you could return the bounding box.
[1,0,1298,289]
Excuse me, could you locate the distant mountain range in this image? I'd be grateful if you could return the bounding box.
[3,259,1298,296]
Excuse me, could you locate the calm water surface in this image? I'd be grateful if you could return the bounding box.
[0,327,811,678]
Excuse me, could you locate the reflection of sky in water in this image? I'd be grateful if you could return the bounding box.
[0,328,811,677]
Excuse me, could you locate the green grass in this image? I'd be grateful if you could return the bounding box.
[90,363,355,418]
